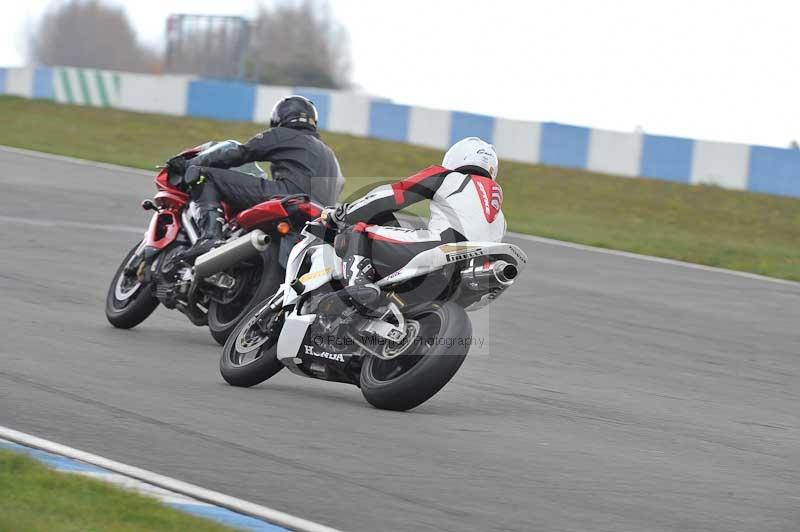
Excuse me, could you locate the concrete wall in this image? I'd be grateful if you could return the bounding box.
[1,65,798,198]
[118,72,192,116]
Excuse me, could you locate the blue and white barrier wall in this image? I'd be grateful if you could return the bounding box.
[2,65,798,198]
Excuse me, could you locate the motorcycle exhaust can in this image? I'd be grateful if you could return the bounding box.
[461,260,518,290]
[194,230,270,278]
[455,259,518,311]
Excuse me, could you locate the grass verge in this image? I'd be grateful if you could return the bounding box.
[1,96,798,281]
[0,449,233,532]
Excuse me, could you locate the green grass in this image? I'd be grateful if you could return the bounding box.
[0,449,234,531]
[1,95,798,281]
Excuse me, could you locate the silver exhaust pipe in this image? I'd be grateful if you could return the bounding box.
[194,230,270,278]
[461,260,517,290]
[495,262,518,283]
[454,259,518,311]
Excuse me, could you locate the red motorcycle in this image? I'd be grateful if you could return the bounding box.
[105,142,322,344]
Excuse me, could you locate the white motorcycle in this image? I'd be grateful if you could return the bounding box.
[220,218,528,411]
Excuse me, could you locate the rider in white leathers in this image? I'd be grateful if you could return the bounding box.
[323,137,506,304]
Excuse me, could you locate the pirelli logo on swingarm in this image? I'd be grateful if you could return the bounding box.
[440,244,484,263]
[304,345,345,362]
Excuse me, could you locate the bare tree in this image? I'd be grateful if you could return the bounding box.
[29,0,159,73]
[165,16,250,79]
[246,0,351,89]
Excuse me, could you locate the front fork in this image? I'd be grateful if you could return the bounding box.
[181,204,201,244]
[121,240,148,283]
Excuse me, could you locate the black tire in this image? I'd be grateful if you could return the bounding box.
[360,302,471,411]
[207,238,283,346]
[105,240,159,329]
[220,298,285,387]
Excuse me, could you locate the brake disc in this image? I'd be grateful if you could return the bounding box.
[381,319,421,360]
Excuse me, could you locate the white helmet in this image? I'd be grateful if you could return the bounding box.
[442,137,499,180]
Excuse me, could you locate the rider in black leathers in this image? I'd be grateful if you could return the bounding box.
[172,95,343,260]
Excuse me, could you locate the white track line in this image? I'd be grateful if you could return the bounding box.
[0,425,342,532]
[0,144,153,176]
[0,214,142,234]
[2,143,797,288]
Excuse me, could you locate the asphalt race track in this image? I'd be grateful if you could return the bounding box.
[1,147,798,532]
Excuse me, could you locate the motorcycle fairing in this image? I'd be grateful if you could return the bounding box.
[277,310,315,364]
[155,168,191,198]
[234,199,290,230]
[143,211,182,250]
[276,307,360,384]
[281,235,342,308]
[275,230,342,366]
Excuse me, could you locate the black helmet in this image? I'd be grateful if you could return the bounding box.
[270,95,318,129]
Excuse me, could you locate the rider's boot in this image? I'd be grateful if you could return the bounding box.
[342,254,381,306]
[178,207,224,263]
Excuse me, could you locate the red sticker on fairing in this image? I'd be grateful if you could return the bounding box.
[471,176,503,223]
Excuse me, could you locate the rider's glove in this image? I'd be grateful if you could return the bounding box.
[321,204,349,229]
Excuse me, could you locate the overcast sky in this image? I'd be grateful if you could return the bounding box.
[3,0,799,148]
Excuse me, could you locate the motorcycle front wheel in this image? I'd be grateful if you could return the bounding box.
[359,302,471,411]
[219,297,285,387]
[105,240,159,329]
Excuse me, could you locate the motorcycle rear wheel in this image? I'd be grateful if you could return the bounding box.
[207,239,282,346]
[359,302,471,411]
[105,240,159,329]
